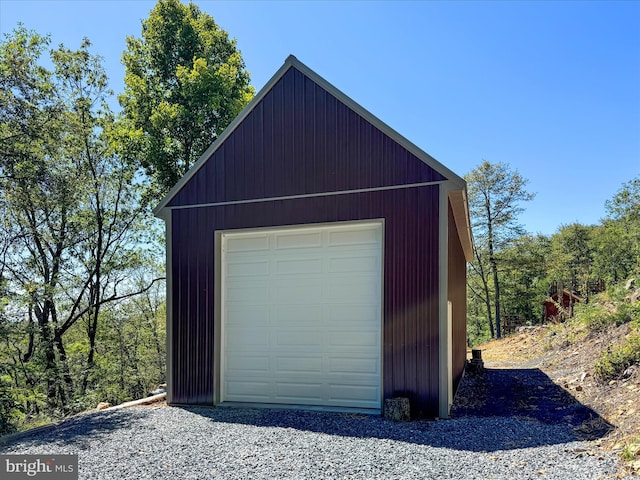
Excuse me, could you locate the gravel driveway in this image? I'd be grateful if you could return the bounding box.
[0,405,623,479]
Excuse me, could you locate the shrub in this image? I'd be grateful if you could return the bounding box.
[0,375,23,435]
[619,301,640,326]
[620,440,640,462]
[575,299,636,331]
[576,304,619,331]
[594,333,640,381]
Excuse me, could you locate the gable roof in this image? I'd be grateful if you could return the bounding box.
[154,55,467,215]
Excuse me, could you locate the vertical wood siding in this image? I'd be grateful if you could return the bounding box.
[167,67,445,207]
[170,186,441,416]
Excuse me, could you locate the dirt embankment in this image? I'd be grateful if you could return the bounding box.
[470,322,640,475]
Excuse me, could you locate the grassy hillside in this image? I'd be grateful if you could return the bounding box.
[476,282,640,475]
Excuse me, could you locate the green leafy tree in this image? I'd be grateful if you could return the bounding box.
[0,256,22,434]
[0,27,161,417]
[1,27,79,409]
[61,268,166,411]
[605,176,640,223]
[465,160,535,338]
[119,0,255,198]
[499,234,550,323]
[547,223,596,297]
[593,177,640,282]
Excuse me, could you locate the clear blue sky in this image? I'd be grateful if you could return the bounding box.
[1,0,638,236]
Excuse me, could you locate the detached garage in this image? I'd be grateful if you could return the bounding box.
[154,56,473,418]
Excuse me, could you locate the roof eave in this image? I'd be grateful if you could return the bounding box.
[448,188,474,262]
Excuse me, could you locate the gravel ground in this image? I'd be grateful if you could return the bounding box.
[0,406,623,479]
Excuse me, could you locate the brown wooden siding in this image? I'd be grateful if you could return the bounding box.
[170,186,441,416]
[448,201,467,393]
[167,67,445,208]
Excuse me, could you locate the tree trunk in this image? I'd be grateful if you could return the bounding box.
[146,298,165,381]
[82,306,99,395]
[34,302,60,410]
[53,330,73,412]
[485,197,502,339]
[491,252,502,339]
[472,245,494,338]
[482,272,495,338]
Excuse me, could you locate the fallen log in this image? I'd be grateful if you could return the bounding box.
[102,391,167,411]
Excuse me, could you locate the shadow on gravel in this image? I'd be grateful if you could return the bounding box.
[451,367,614,438]
[179,367,613,453]
[451,368,611,427]
[0,368,613,454]
[0,409,148,451]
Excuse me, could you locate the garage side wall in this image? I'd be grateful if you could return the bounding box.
[169,186,441,416]
[448,201,467,393]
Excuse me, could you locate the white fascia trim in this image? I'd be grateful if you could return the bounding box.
[438,183,454,418]
[161,210,174,404]
[213,231,223,405]
[448,189,475,262]
[153,55,466,216]
[162,181,446,212]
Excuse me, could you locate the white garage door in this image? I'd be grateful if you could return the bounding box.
[221,222,382,410]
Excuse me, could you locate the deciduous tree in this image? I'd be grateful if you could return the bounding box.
[547,223,595,298]
[119,0,254,198]
[499,234,550,322]
[0,27,162,416]
[593,177,640,283]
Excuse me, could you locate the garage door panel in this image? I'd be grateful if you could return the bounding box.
[225,251,271,263]
[325,278,380,302]
[226,260,270,277]
[275,382,324,403]
[275,356,323,373]
[275,279,323,303]
[225,354,270,373]
[328,228,379,246]
[328,255,379,273]
[326,319,380,330]
[222,222,382,410]
[226,327,270,348]
[328,356,380,375]
[225,381,272,402]
[275,305,322,325]
[326,305,378,324]
[275,257,323,275]
[329,384,380,404]
[275,231,322,250]
[226,234,269,252]
[275,330,323,347]
[226,305,269,326]
[226,281,269,304]
[328,331,378,348]
[326,373,380,386]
